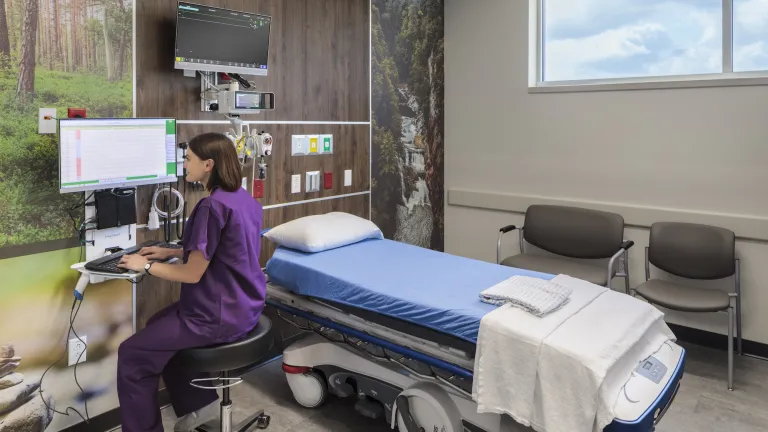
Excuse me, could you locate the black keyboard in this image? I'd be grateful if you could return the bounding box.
[84,241,183,274]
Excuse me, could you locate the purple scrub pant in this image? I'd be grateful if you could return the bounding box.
[117,303,220,432]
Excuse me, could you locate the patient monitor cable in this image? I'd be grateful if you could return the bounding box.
[38,296,91,425]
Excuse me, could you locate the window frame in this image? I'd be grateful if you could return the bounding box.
[528,0,768,93]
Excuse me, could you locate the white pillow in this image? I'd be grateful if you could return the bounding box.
[263,212,383,253]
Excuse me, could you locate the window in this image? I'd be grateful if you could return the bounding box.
[532,0,768,90]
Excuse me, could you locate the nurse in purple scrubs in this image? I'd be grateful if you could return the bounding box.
[116,132,267,432]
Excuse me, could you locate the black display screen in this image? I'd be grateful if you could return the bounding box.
[175,2,271,70]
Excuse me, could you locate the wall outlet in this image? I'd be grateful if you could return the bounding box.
[344,169,352,187]
[291,174,301,194]
[68,335,87,366]
[38,108,57,134]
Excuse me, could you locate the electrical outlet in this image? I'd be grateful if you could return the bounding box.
[38,108,57,134]
[291,174,301,194]
[344,169,352,187]
[68,335,87,366]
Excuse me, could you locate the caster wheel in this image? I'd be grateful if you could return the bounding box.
[256,414,271,429]
[286,371,328,408]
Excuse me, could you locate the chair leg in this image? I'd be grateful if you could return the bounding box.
[728,306,734,391]
[624,254,631,295]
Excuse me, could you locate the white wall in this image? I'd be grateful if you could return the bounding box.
[444,0,768,344]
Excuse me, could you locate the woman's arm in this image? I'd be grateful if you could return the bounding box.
[118,250,210,284]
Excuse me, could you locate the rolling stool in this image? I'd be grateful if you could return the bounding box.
[171,315,275,432]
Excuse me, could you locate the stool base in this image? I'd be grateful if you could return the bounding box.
[195,407,270,432]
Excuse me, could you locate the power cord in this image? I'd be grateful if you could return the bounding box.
[38,298,90,424]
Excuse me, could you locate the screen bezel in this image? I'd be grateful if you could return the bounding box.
[173,1,272,77]
[58,117,178,194]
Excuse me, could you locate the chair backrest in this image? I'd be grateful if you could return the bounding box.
[648,222,735,280]
[523,205,624,259]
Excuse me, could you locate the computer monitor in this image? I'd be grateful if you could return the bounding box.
[174,2,272,77]
[58,118,178,194]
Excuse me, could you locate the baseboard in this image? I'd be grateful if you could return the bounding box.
[60,388,170,432]
[669,323,768,358]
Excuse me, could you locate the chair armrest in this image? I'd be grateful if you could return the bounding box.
[621,240,635,250]
[497,225,519,264]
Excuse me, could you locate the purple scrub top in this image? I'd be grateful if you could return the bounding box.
[179,186,266,342]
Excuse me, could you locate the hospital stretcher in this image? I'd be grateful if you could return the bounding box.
[263,238,686,432]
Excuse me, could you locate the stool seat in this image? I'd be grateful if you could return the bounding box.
[174,315,274,374]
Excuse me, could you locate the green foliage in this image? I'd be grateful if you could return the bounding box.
[372,0,445,250]
[0,66,132,247]
[371,3,405,240]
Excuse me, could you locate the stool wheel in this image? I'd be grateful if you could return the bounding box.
[256,413,271,429]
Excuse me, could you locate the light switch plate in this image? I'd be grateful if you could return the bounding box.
[292,135,308,155]
[344,169,352,187]
[291,174,301,193]
[38,108,57,134]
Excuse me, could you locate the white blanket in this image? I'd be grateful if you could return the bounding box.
[479,276,573,317]
[472,275,675,432]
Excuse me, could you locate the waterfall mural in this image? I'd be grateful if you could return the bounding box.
[371,0,444,251]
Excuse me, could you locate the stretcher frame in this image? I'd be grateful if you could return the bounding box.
[266,283,685,432]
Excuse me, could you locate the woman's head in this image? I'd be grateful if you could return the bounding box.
[185,132,242,192]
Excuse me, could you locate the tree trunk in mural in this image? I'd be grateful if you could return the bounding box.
[16,0,38,98]
[102,4,112,81]
[0,0,10,66]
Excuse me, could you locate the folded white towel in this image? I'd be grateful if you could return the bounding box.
[479,276,573,317]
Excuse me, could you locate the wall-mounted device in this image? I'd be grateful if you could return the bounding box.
[305,171,321,193]
[174,2,272,77]
[291,134,333,155]
[216,89,275,116]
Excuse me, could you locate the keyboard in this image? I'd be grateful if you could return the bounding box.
[84,240,183,274]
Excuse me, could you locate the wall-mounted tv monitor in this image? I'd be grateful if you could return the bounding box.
[174,1,272,76]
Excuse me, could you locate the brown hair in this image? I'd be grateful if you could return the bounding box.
[187,132,242,192]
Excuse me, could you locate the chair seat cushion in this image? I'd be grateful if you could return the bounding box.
[500,254,609,286]
[172,315,274,373]
[634,279,730,313]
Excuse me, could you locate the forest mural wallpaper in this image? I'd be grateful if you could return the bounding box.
[0,0,133,430]
[371,0,444,251]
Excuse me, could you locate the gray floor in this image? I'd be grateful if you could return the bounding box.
[137,342,768,432]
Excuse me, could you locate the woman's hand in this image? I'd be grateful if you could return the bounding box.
[138,246,177,261]
[118,254,149,272]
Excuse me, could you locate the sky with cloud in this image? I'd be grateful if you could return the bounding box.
[542,0,768,81]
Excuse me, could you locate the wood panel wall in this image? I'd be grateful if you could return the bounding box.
[136,0,369,122]
[133,0,371,331]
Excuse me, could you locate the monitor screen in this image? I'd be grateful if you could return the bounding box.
[59,118,178,193]
[174,2,271,76]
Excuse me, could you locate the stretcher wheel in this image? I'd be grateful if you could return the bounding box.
[396,396,458,432]
[286,371,328,408]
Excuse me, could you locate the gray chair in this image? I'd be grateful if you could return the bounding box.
[632,222,741,391]
[497,205,634,292]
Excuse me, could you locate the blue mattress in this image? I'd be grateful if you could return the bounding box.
[265,238,554,343]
